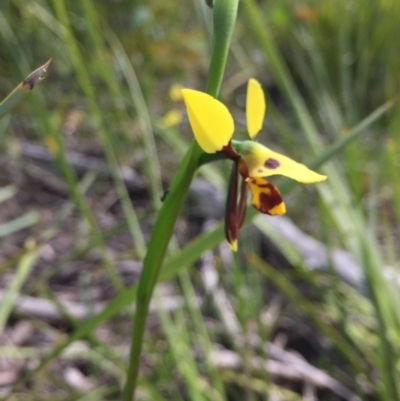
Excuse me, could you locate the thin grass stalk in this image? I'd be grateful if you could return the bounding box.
[360,235,400,401]
[177,270,226,398]
[138,380,171,401]
[248,253,367,375]
[28,220,128,292]
[0,12,124,291]
[0,212,39,238]
[80,0,163,208]
[338,3,357,125]
[123,0,238,399]
[338,7,364,201]
[0,174,95,280]
[0,185,16,204]
[101,24,164,205]
[44,288,126,370]
[51,0,147,258]
[0,248,40,334]
[155,290,206,401]
[386,140,400,225]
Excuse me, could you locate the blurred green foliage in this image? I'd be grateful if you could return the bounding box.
[1,0,400,400]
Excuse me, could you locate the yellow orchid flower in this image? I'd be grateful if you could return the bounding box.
[182,79,327,250]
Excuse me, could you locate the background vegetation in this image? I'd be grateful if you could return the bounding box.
[1,0,400,400]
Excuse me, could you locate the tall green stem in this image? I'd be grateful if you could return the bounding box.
[207,0,239,97]
[122,0,239,400]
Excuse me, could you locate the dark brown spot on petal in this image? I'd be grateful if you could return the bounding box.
[257,183,270,188]
[264,158,280,169]
[257,169,263,173]
[256,183,283,214]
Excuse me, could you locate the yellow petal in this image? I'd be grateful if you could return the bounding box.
[238,141,327,183]
[182,89,234,153]
[246,78,266,138]
[246,177,286,215]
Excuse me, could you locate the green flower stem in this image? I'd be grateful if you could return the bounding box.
[207,0,239,97]
[198,151,228,166]
[123,0,239,400]
[123,142,202,401]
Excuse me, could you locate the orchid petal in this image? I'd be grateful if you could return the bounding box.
[245,177,286,215]
[238,141,327,183]
[182,89,234,153]
[246,78,266,139]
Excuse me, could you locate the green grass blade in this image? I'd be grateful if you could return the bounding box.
[0,11,124,292]
[177,270,226,398]
[0,185,17,204]
[0,247,41,334]
[247,253,368,376]
[310,100,395,170]
[156,291,207,401]
[102,24,163,210]
[51,0,147,258]
[0,212,39,238]
[80,0,163,209]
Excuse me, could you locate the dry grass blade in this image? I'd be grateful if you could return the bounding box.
[0,59,51,119]
[20,59,51,90]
